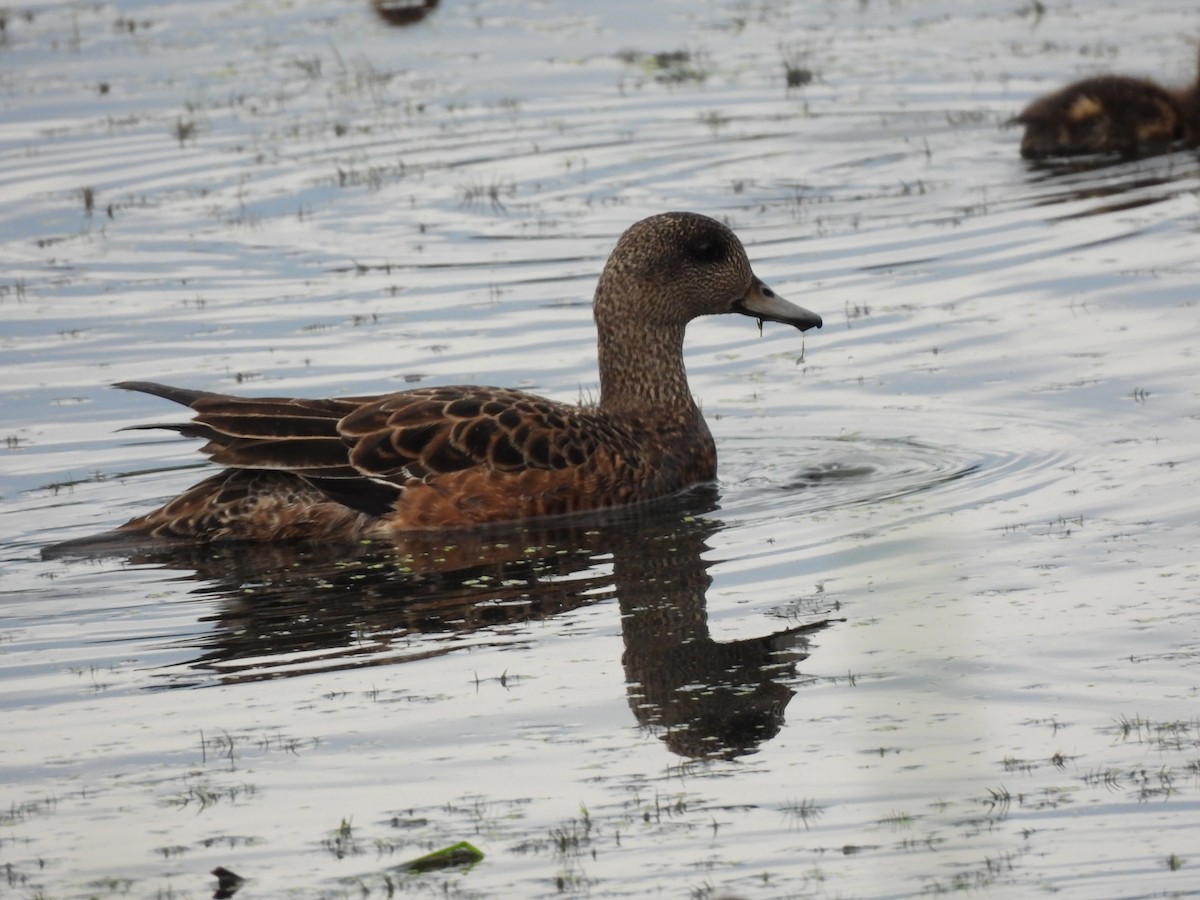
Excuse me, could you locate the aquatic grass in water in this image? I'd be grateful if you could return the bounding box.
[2,0,1200,896]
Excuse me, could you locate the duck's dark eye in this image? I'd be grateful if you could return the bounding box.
[685,232,728,265]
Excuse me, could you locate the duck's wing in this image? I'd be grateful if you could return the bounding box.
[117,380,390,515]
[337,384,616,480]
[116,380,365,478]
[114,381,619,519]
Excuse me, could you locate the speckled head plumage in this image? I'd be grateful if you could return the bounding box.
[593,212,820,413]
[595,212,755,324]
[57,212,822,545]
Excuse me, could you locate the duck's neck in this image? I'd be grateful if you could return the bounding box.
[595,317,699,420]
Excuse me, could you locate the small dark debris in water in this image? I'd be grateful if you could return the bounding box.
[786,66,813,88]
[401,840,484,873]
[781,797,823,830]
[984,785,1015,813]
[371,0,439,27]
[616,48,709,85]
[845,301,871,325]
[458,176,515,212]
[113,15,153,34]
[174,117,197,147]
[290,55,321,79]
[618,48,691,69]
[1019,0,1046,23]
[324,817,361,860]
[211,866,244,899]
[390,815,429,829]
[97,81,110,95]
[780,44,816,89]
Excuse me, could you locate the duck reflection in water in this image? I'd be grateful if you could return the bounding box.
[615,512,831,760]
[108,491,835,760]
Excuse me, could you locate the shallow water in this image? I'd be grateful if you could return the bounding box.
[3,0,1200,897]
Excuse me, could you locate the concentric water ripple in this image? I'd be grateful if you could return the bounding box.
[719,433,1074,521]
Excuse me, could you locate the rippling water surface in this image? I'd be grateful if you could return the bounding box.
[3,0,1200,897]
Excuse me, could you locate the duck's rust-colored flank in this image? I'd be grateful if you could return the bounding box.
[109,212,822,542]
[1015,46,1200,159]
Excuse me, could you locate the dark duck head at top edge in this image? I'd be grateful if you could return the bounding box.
[66,212,821,545]
[1014,44,1200,160]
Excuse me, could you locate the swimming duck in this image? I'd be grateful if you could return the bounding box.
[1015,47,1200,159]
[370,0,438,27]
[110,212,822,542]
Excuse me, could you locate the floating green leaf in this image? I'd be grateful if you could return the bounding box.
[402,840,484,874]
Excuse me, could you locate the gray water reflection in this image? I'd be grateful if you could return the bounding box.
[70,490,836,760]
[1020,149,1200,215]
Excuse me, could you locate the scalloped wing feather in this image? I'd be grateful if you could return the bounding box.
[129,383,612,482]
[340,386,613,481]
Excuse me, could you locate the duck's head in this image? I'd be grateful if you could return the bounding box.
[595,212,823,333]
